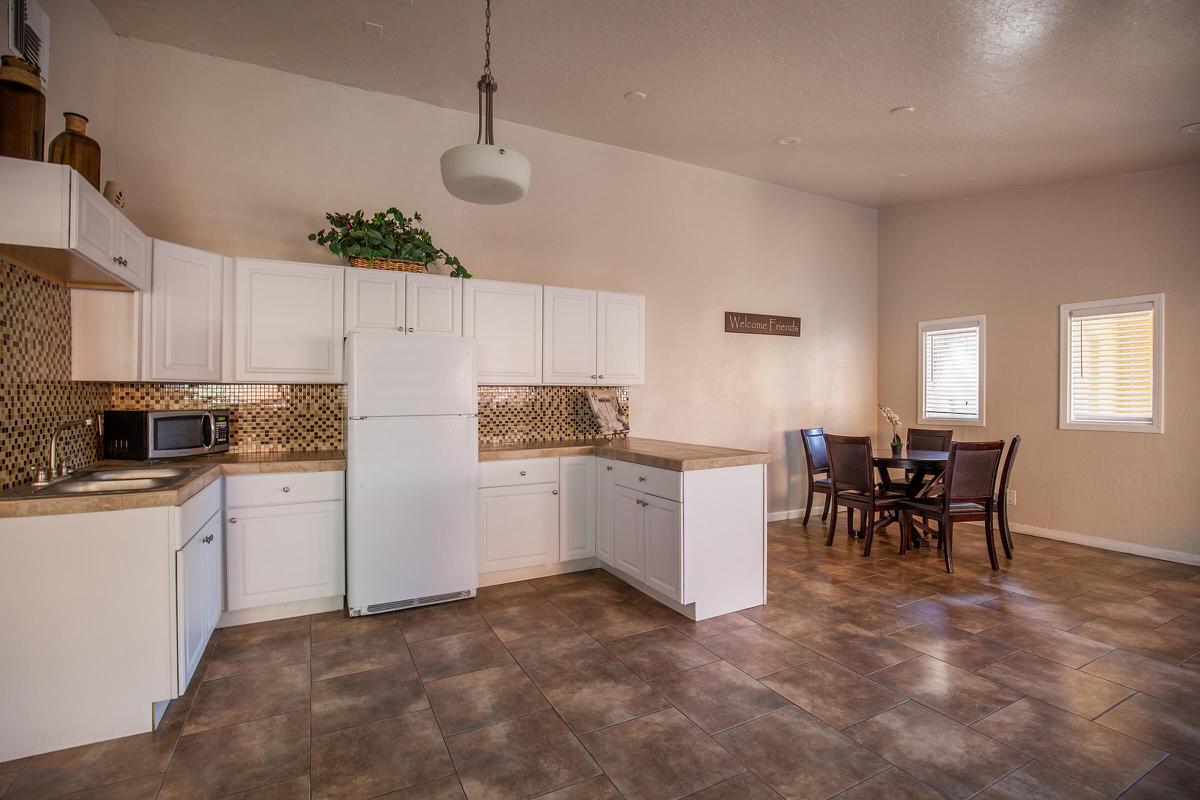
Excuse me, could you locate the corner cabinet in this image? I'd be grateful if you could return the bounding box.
[144,241,224,382]
[544,286,645,385]
[234,258,345,383]
[465,279,543,384]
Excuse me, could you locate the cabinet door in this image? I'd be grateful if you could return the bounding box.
[69,171,118,274]
[176,526,208,693]
[559,456,596,561]
[235,259,345,383]
[146,241,223,382]
[345,267,405,334]
[478,483,559,573]
[224,501,345,610]
[644,495,683,601]
[405,273,462,336]
[117,216,150,290]
[612,486,645,580]
[203,513,224,637]
[595,459,616,566]
[597,292,645,385]
[543,286,597,384]
[464,279,542,384]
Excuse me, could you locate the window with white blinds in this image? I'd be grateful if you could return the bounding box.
[1060,294,1164,433]
[918,315,985,426]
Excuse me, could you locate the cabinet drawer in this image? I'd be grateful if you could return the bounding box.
[612,460,682,502]
[225,471,345,508]
[479,458,559,488]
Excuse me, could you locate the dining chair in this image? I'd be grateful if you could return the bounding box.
[899,440,1005,573]
[994,434,1021,556]
[800,427,832,526]
[825,434,903,556]
[904,428,953,525]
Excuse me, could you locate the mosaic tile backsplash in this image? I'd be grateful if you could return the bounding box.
[1,260,628,489]
[478,385,631,444]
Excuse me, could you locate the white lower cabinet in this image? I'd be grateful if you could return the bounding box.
[643,494,682,601]
[559,456,596,561]
[478,483,560,573]
[595,458,616,566]
[223,471,345,611]
[612,485,646,580]
[177,509,223,692]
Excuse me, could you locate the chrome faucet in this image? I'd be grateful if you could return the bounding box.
[37,417,96,485]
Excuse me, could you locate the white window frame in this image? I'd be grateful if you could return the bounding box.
[918,314,986,428]
[1059,293,1164,434]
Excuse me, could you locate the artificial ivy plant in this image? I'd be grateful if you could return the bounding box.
[308,208,471,278]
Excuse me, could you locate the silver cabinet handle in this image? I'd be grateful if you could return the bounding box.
[590,374,597,379]
[606,466,613,472]
[519,470,527,476]
[282,486,291,493]
[202,534,214,544]
[228,517,238,523]
[111,256,120,263]
[397,326,404,331]
[552,490,559,495]
[408,327,415,333]
[638,476,646,482]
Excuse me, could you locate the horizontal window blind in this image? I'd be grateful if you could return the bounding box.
[923,325,980,420]
[1069,305,1154,423]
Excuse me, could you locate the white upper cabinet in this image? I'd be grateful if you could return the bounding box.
[543,286,599,384]
[66,170,149,291]
[405,273,462,336]
[234,258,345,383]
[464,279,543,384]
[597,291,645,385]
[145,241,224,382]
[345,268,405,334]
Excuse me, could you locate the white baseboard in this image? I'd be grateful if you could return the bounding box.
[969,520,1200,567]
[768,504,825,523]
[218,595,344,628]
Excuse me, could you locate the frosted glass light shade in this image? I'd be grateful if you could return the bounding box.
[440,144,531,204]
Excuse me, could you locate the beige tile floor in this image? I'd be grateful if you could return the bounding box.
[2,518,1199,799]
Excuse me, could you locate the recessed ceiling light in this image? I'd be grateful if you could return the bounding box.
[889,106,916,114]
[775,136,802,145]
[1180,122,1200,134]
[623,91,647,102]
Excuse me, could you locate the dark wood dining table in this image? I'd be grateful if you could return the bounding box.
[871,448,949,544]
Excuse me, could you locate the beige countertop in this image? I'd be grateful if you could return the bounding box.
[0,450,346,519]
[479,437,770,471]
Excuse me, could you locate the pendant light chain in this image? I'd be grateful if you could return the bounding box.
[483,0,492,80]
[477,0,497,145]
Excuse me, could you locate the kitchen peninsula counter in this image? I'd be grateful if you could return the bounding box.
[479,437,769,471]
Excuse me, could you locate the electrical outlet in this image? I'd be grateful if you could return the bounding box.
[1006,488,1017,506]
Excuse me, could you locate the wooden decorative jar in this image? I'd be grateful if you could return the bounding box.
[0,56,45,161]
[48,112,101,190]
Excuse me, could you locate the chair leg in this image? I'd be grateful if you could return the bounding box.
[984,510,1000,571]
[999,502,1013,558]
[846,508,854,540]
[863,508,875,557]
[942,519,954,574]
[802,490,814,526]
[825,499,838,547]
[821,495,830,521]
[898,510,909,555]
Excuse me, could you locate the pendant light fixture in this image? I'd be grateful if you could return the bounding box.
[440,0,531,204]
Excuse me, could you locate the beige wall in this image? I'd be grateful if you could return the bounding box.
[89,38,877,513]
[878,165,1200,558]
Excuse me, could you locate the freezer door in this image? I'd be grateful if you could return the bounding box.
[346,333,477,417]
[347,415,478,614]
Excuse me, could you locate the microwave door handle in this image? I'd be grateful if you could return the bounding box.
[203,412,215,450]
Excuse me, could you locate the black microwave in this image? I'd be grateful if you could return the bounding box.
[103,410,230,460]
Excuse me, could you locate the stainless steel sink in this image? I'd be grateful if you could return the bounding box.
[86,467,190,480]
[38,478,176,494]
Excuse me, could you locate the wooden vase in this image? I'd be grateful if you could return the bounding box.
[48,112,101,189]
[0,56,46,161]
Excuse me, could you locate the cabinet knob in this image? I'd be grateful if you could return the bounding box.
[591,374,597,379]
[111,256,120,263]
[552,489,559,495]
[638,476,646,482]
[228,517,238,524]
[282,486,291,493]
[519,470,527,476]
[202,534,214,544]
[408,327,415,333]
[397,326,404,331]
[606,466,613,472]
[599,375,605,379]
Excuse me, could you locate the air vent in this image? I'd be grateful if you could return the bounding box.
[365,589,472,615]
[8,0,49,86]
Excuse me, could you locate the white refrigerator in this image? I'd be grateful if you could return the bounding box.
[345,333,479,616]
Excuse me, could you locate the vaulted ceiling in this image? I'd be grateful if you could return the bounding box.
[93,0,1200,207]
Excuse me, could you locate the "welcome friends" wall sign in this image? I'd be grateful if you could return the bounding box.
[724,312,802,337]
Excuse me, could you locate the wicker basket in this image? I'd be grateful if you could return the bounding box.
[348,256,424,273]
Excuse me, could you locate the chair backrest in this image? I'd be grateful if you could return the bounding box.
[800,427,828,474]
[945,440,1005,501]
[824,434,874,493]
[997,434,1021,496]
[908,428,953,452]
